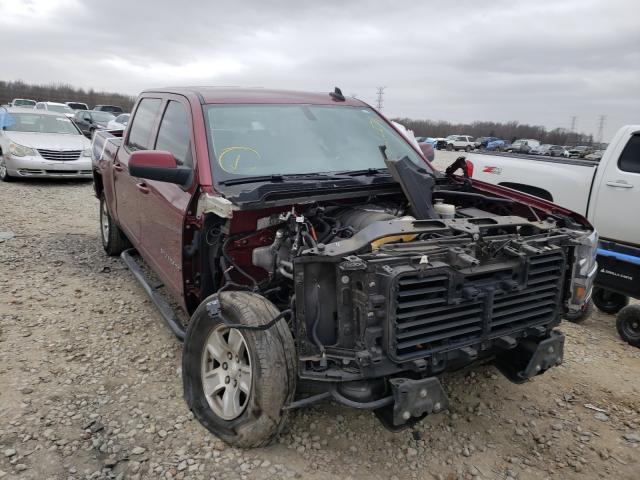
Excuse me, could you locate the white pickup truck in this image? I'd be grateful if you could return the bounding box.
[464,125,640,340]
[466,125,640,248]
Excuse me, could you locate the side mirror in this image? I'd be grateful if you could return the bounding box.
[129,151,191,185]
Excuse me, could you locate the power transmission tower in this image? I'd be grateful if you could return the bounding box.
[375,86,386,110]
[570,116,577,132]
[596,115,606,144]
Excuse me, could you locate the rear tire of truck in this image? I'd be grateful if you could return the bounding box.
[100,192,129,256]
[593,287,629,315]
[182,291,297,448]
[616,305,640,348]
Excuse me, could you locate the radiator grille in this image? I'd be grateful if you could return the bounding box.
[37,149,82,161]
[390,251,565,361]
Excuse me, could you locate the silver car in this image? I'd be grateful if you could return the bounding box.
[0,108,92,181]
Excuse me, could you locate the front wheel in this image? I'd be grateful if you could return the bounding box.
[182,292,297,448]
[616,305,640,348]
[593,287,628,314]
[0,154,13,182]
[465,145,471,152]
[446,144,453,151]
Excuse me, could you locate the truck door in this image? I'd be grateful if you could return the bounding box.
[590,132,640,246]
[113,97,163,244]
[136,97,196,300]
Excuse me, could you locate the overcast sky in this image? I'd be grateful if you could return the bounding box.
[1,0,638,140]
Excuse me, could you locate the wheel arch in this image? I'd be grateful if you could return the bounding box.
[498,182,554,202]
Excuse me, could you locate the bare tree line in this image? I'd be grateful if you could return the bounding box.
[393,118,595,147]
[0,80,136,111]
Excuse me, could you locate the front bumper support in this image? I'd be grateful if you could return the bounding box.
[375,377,449,430]
[495,330,565,383]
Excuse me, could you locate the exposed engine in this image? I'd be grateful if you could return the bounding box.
[204,157,597,427]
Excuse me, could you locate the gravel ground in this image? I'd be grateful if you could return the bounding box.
[1,153,639,480]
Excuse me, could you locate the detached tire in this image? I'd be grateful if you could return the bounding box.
[616,305,640,348]
[593,287,629,315]
[100,192,129,256]
[182,291,296,448]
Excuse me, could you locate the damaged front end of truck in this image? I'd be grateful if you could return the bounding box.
[192,154,597,433]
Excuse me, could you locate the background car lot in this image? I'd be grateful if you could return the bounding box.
[0,150,638,480]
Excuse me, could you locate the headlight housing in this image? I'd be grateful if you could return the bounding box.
[9,142,37,157]
[82,148,92,157]
[568,229,598,310]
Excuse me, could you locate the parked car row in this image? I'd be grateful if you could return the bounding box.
[5,98,125,114]
[2,98,130,139]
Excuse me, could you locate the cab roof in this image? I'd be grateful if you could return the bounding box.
[141,87,369,107]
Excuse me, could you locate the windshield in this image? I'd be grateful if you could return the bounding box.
[93,112,116,122]
[204,104,425,181]
[48,104,73,114]
[13,99,36,107]
[4,112,81,135]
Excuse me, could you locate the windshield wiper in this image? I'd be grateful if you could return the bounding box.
[331,167,390,177]
[218,172,354,186]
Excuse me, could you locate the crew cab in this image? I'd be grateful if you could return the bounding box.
[92,87,597,448]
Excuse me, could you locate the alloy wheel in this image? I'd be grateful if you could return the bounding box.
[100,200,110,242]
[201,324,252,420]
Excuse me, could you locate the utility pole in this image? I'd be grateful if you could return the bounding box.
[570,116,577,132]
[596,114,606,145]
[375,86,386,110]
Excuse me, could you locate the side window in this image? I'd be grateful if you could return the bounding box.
[155,101,192,167]
[618,135,640,174]
[126,98,162,151]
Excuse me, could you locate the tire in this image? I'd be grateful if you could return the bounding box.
[182,291,297,448]
[465,146,471,152]
[592,287,629,315]
[100,192,129,256]
[564,301,593,323]
[616,304,640,348]
[446,144,453,151]
[0,153,14,182]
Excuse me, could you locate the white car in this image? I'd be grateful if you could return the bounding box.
[106,113,130,130]
[0,108,92,181]
[446,135,475,151]
[10,98,36,108]
[35,101,75,119]
[66,101,89,111]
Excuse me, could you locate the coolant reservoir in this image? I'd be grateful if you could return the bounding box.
[434,199,455,219]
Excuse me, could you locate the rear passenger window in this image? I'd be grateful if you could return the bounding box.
[155,101,192,167]
[127,98,161,151]
[619,135,640,174]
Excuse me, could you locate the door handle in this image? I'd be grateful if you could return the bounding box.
[114,163,124,172]
[136,182,150,194]
[606,181,633,189]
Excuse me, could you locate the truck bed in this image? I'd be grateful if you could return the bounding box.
[467,151,598,215]
[472,151,599,168]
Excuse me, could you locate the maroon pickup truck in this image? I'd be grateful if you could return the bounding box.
[92,87,597,447]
